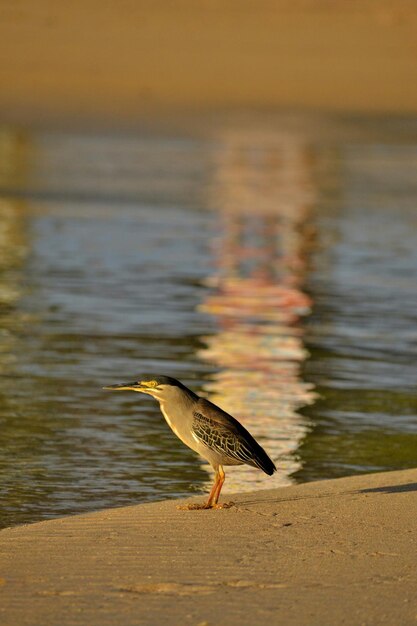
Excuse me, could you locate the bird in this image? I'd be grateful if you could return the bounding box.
[103,374,276,509]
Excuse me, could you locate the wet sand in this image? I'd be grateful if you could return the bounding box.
[0,468,416,625]
[0,1,417,127]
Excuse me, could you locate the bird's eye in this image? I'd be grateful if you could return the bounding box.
[141,379,158,388]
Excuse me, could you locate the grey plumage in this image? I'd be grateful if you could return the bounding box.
[192,398,276,475]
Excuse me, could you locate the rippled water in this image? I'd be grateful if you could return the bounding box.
[296,142,417,481]
[0,118,416,528]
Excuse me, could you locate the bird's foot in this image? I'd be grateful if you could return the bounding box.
[176,502,211,511]
[213,501,235,510]
[176,501,235,511]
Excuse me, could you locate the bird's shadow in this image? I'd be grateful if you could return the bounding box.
[360,482,417,494]
[232,482,417,507]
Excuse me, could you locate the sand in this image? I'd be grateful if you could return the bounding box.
[0,468,416,625]
[0,0,417,127]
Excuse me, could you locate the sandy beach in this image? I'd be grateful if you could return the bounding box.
[0,0,417,128]
[1,468,416,625]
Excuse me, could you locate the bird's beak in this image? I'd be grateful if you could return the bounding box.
[103,381,146,392]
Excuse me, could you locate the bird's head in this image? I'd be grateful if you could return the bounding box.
[103,374,194,401]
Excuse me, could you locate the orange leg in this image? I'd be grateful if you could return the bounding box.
[212,465,225,505]
[205,471,221,508]
[177,465,234,510]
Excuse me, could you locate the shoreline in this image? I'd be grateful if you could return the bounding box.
[1,468,416,625]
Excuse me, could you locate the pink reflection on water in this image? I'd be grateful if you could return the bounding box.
[199,129,317,491]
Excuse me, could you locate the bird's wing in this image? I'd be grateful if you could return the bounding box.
[191,398,276,474]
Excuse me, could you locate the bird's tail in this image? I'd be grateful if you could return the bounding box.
[255,447,277,475]
[247,438,277,475]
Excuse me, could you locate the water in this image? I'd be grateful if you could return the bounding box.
[296,142,417,481]
[0,117,416,528]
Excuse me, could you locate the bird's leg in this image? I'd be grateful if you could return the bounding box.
[177,467,234,510]
[211,466,234,509]
[213,465,225,505]
[205,470,221,508]
[177,472,220,510]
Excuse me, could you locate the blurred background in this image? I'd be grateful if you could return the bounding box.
[0,1,416,528]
